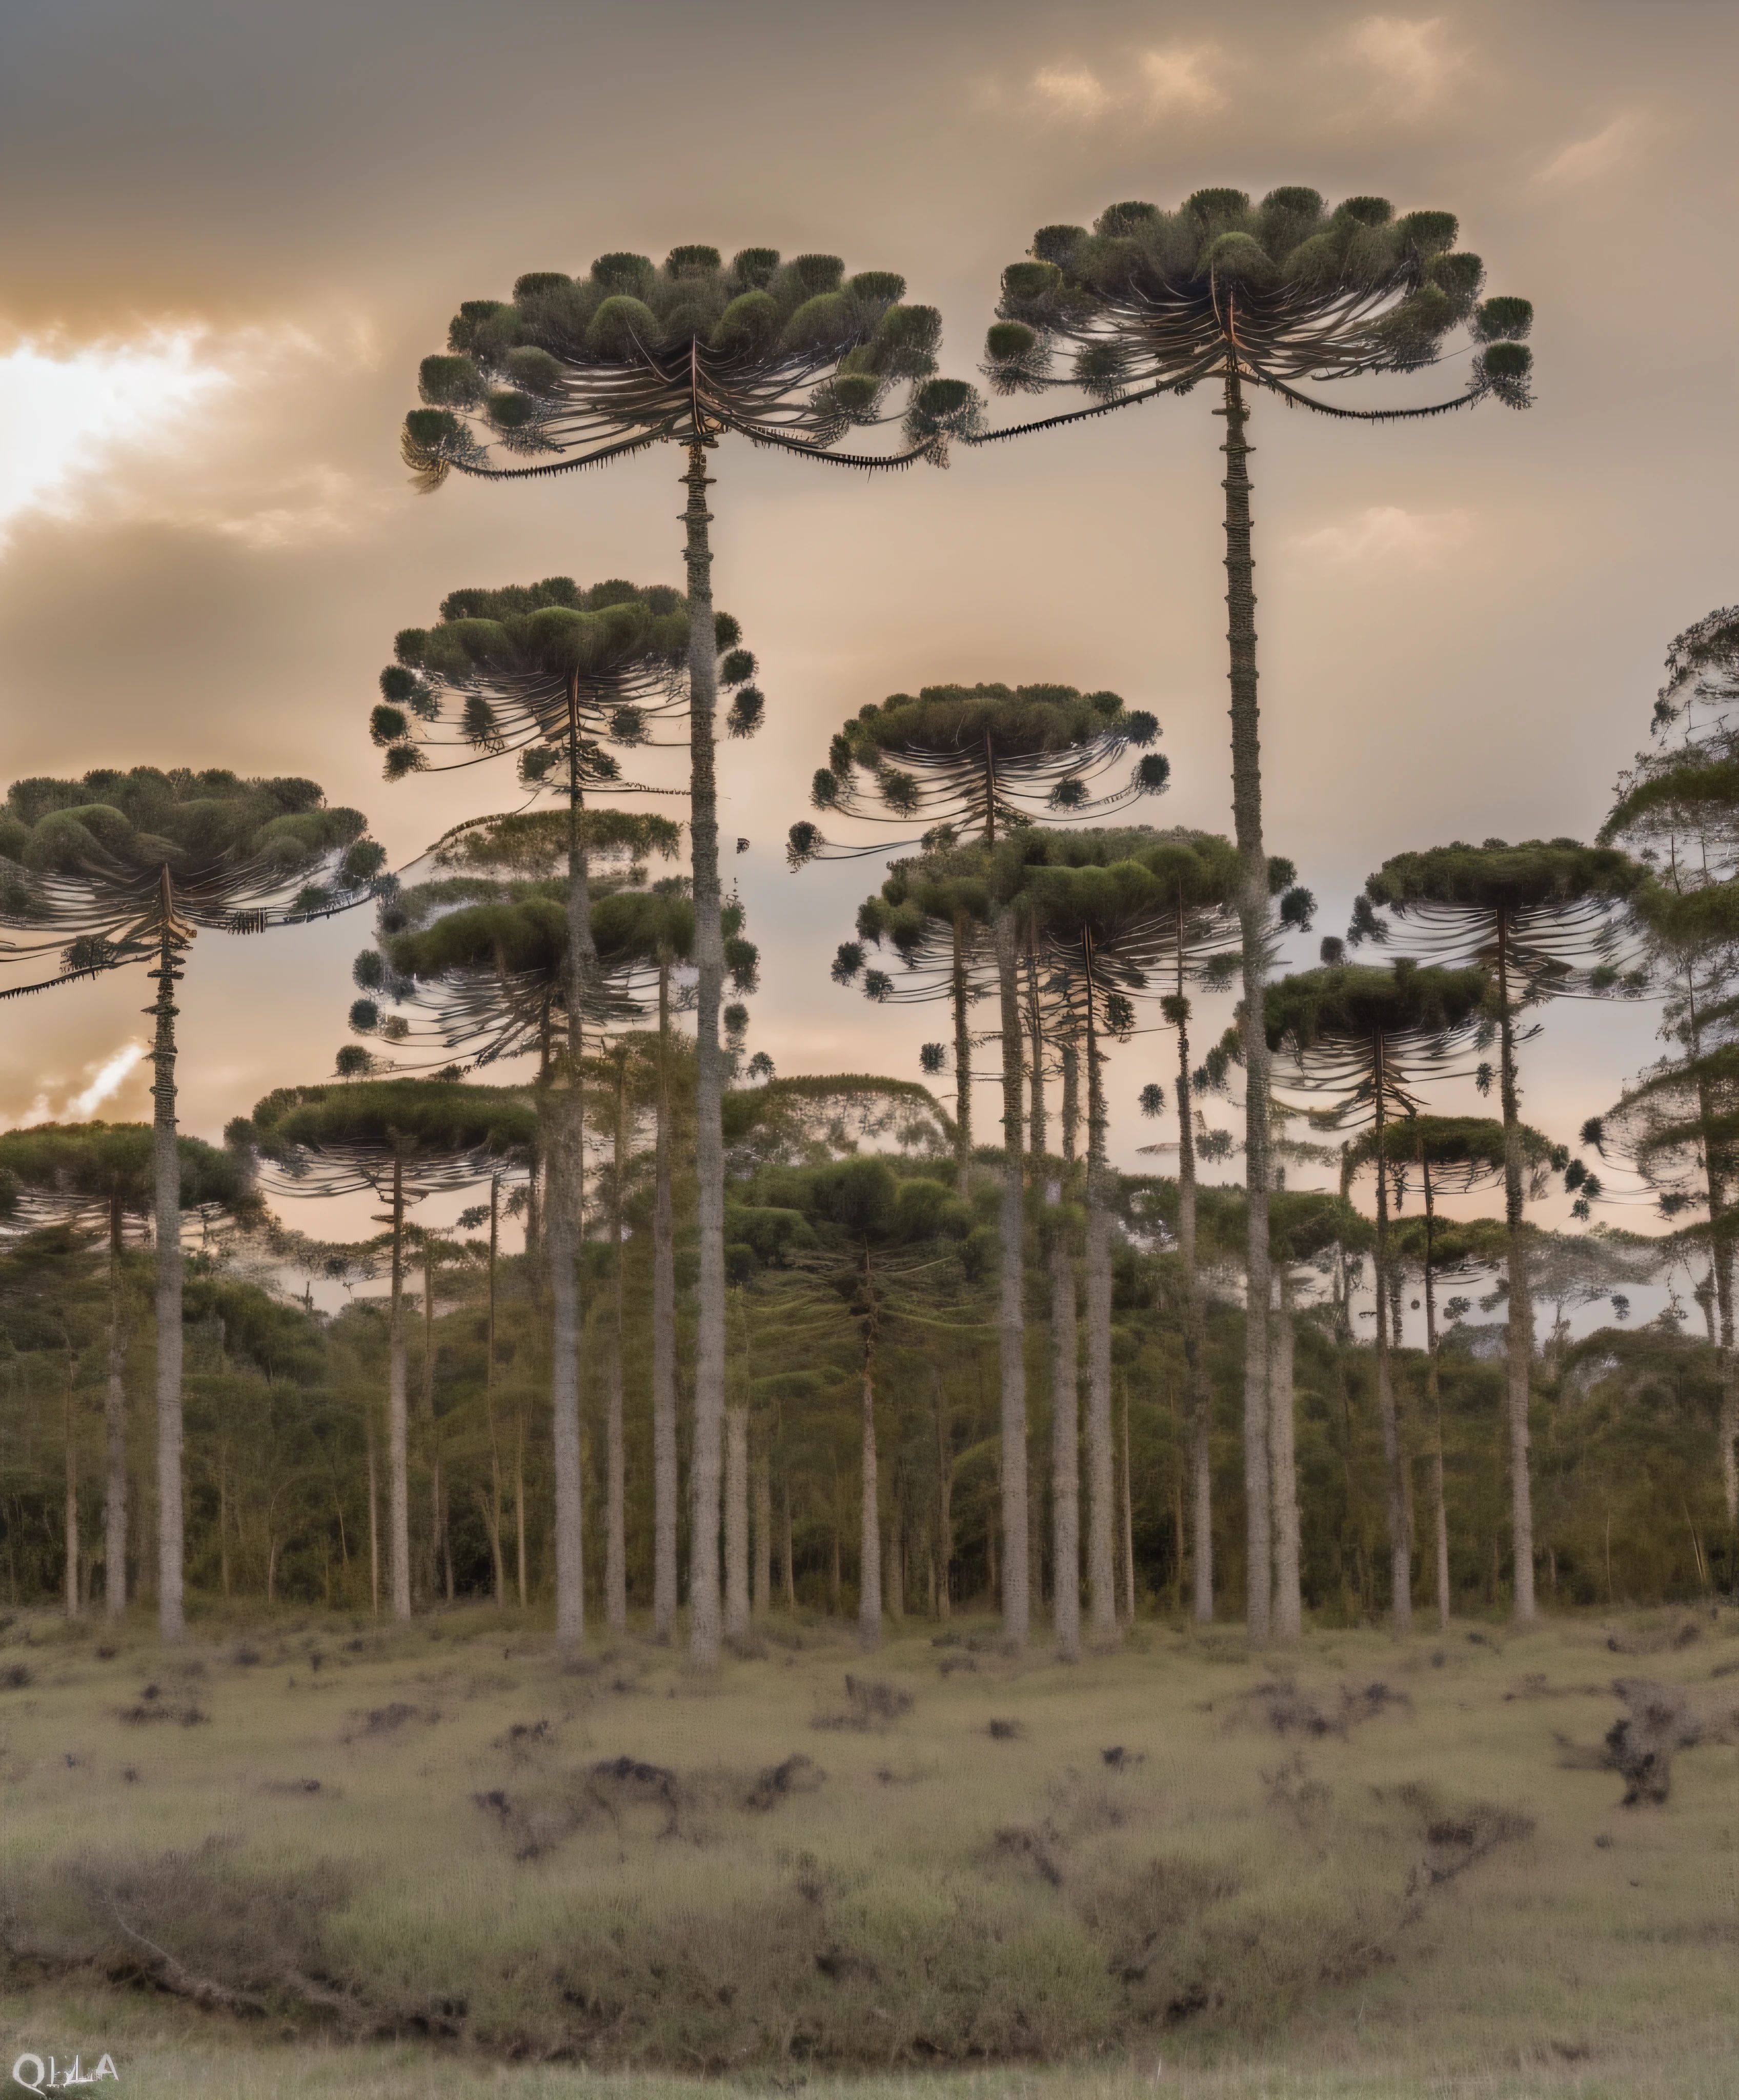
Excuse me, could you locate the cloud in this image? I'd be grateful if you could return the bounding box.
[1023,43,1223,125]
[1290,505,1472,565]
[0,332,230,542]
[1538,112,1644,187]
[1137,46,1226,115]
[1028,64,1115,122]
[2,1040,146,1131]
[1343,15,1465,117]
[0,318,385,554]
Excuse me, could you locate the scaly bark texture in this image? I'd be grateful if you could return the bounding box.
[1169,961,1215,1624]
[387,1158,412,1622]
[1083,981,1116,1640]
[753,1442,772,1618]
[858,1295,882,1652]
[1268,1269,1302,1640]
[606,1061,628,1632]
[1371,1064,1411,1631]
[104,1193,128,1620]
[1049,1204,1080,1661]
[993,903,1030,1649]
[685,441,726,1667]
[952,914,974,1198]
[724,1403,750,1641]
[149,887,186,1643]
[1220,360,1272,1645]
[652,958,678,1639]
[1494,918,1536,1623]
[63,1376,78,1618]
[1422,1163,1452,1629]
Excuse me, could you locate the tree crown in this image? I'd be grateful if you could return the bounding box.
[982,187,1532,414]
[234,1079,538,1193]
[0,1120,257,1226]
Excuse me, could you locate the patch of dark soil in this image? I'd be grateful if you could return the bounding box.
[1605,1617,1702,1655]
[986,1718,1022,1741]
[1245,1677,1409,1738]
[118,1699,208,1727]
[746,1754,823,1812]
[1398,1788,1534,1889]
[588,1755,681,1835]
[993,1823,1064,1886]
[1602,1678,1702,1805]
[342,1702,424,1741]
[813,1675,913,1731]
[1,1663,33,1690]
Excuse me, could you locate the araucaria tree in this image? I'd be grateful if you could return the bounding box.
[978,189,1532,1627]
[1263,961,1487,1630]
[794,680,1166,1192]
[1595,607,1739,1529]
[233,1080,537,1623]
[1354,840,1645,1620]
[0,769,380,1639]
[402,247,977,1665]
[0,1122,256,1619]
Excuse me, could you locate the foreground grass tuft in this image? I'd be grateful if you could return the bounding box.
[1,1605,1736,2094]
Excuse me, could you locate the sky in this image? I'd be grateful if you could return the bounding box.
[0,0,1734,1287]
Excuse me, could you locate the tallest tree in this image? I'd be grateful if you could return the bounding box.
[401,246,977,1664]
[977,189,1532,1638]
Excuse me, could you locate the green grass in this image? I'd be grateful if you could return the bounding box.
[2,1602,1736,2098]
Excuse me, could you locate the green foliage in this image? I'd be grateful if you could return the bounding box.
[239,1079,538,1179]
[1363,838,1646,919]
[0,1121,258,1225]
[983,187,1529,416]
[1264,960,1489,1057]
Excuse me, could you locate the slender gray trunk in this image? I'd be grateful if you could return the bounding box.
[105,1195,128,1619]
[1268,1268,1302,1640]
[753,1440,772,1617]
[551,676,599,1649]
[606,1062,628,1631]
[1169,963,1215,1625]
[1120,1386,1136,1623]
[953,914,973,1198]
[934,1373,953,1620]
[1495,920,1535,1623]
[993,904,1030,1647]
[725,1402,750,1640]
[388,1158,412,1621]
[64,1367,79,1618]
[652,959,679,1639]
[684,440,725,1667]
[1049,1202,1080,1660]
[1422,1163,1452,1629]
[858,1301,881,1651]
[1219,362,1272,1644]
[1371,1078,1411,1631]
[149,881,186,1642]
[1083,981,1116,1640]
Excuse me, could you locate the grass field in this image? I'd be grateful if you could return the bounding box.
[2,1602,1736,2099]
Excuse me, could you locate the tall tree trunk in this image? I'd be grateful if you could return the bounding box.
[1268,1268,1302,1639]
[1120,1384,1137,1624]
[1422,1163,1452,1629]
[1219,360,1273,1645]
[551,677,600,1649]
[149,879,186,1642]
[421,1241,437,1606]
[1169,959,1215,1625]
[753,1440,772,1618]
[1371,1069,1411,1631]
[724,1402,750,1641]
[858,1297,881,1652]
[388,1157,412,1622]
[934,1372,953,1621]
[782,1477,796,1611]
[484,1178,506,1608]
[683,438,726,1668]
[652,957,679,1639]
[64,1363,79,1619]
[952,913,974,1198]
[367,1404,380,1616]
[515,1406,528,1609]
[992,902,1030,1648]
[1049,1197,1080,1661]
[105,1192,128,1620]
[1024,947,1047,1156]
[1495,917,1536,1622]
[606,1061,628,1631]
[1083,972,1116,1640]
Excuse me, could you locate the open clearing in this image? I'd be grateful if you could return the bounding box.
[2,1604,1736,2098]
